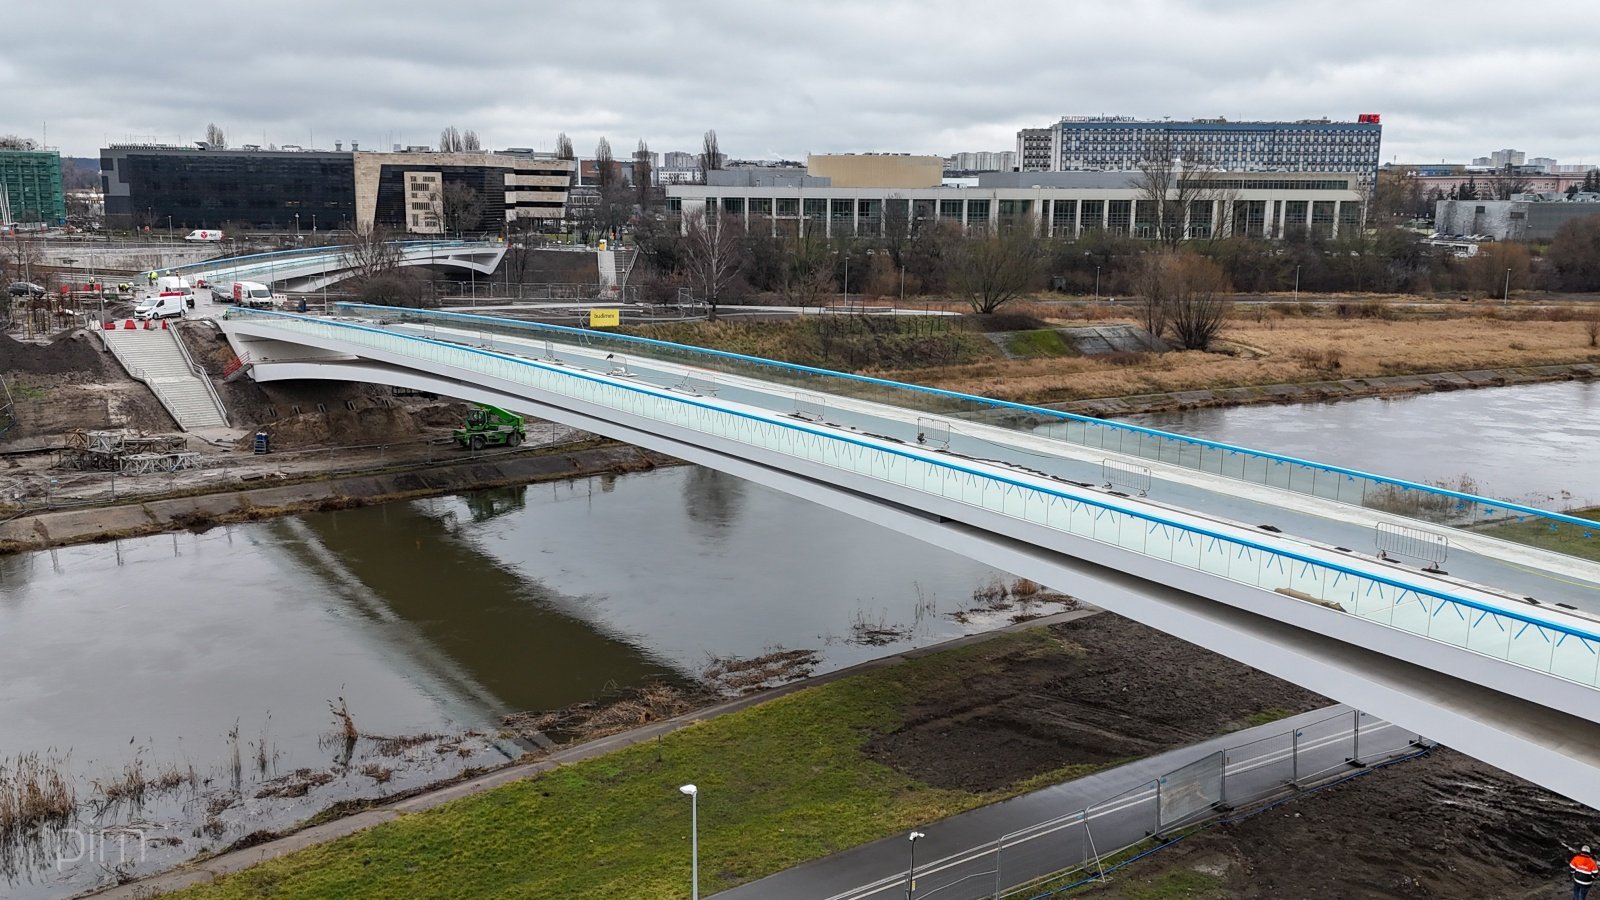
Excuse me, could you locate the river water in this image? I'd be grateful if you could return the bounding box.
[1,380,1595,896]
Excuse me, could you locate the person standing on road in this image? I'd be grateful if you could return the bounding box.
[1564,842,1598,899]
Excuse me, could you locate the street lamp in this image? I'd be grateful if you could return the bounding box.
[294,213,300,237]
[312,213,317,238]
[167,215,172,239]
[1294,265,1301,303]
[1503,267,1511,306]
[679,784,699,900]
[906,830,925,898]
[1095,265,1101,299]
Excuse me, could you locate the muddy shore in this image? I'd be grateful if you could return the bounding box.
[0,442,674,554]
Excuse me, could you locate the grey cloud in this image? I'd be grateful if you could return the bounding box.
[5,0,1599,165]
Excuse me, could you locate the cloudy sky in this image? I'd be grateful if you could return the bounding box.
[6,0,1597,165]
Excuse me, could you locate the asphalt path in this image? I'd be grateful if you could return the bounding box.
[713,706,1424,900]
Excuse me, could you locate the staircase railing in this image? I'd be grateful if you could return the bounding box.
[170,323,230,426]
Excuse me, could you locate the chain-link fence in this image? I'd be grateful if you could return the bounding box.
[978,710,1429,899]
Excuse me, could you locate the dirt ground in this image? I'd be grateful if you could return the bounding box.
[865,615,1328,793]
[854,615,1594,897]
[1082,747,1595,899]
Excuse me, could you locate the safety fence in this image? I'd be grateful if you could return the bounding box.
[983,711,1430,899]
[329,303,1600,561]
[224,307,1600,690]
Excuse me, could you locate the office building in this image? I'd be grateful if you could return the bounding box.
[101,144,356,231]
[945,151,1018,173]
[101,145,573,234]
[0,148,67,225]
[1017,115,1383,186]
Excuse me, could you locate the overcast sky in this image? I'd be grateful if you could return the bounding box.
[6,0,1597,165]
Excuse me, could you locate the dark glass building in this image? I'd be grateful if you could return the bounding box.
[100,146,356,231]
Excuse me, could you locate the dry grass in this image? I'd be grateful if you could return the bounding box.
[887,313,1600,404]
[0,752,76,840]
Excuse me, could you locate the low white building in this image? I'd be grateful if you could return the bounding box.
[665,170,1366,240]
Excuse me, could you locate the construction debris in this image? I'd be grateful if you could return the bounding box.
[56,429,197,475]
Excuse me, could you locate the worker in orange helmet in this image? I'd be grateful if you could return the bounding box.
[1565,841,1598,899]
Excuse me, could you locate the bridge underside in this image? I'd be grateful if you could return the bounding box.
[236,348,1600,811]
[191,245,505,292]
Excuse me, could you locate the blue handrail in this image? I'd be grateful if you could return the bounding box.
[232,306,1600,654]
[334,302,1600,536]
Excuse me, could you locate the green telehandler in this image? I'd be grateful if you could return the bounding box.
[453,404,526,450]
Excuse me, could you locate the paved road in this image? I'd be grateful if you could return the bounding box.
[714,706,1425,900]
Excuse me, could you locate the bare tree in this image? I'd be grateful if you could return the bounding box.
[633,139,655,210]
[1486,164,1532,201]
[698,130,722,185]
[339,224,403,283]
[1138,251,1232,350]
[948,227,1043,314]
[681,207,743,320]
[429,182,484,235]
[776,231,834,307]
[205,123,226,149]
[555,132,575,160]
[439,126,480,153]
[1132,134,1224,247]
[595,138,616,191]
[0,135,38,151]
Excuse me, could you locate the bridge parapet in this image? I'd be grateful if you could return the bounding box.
[333,302,1600,562]
[225,306,1600,699]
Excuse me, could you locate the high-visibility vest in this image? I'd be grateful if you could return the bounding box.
[1573,854,1599,884]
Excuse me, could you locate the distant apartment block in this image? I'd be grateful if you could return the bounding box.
[945,150,1017,173]
[1017,115,1383,186]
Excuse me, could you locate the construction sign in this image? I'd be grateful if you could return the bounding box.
[589,308,620,328]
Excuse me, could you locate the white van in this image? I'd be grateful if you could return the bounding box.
[231,281,275,309]
[134,292,188,320]
[156,275,192,293]
[184,229,223,242]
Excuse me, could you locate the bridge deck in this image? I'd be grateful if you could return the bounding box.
[390,318,1600,617]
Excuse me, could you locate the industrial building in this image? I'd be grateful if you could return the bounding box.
[101,144,573,234]
[0,147,67,225]
[666,169,1366,240]
[1435,194,1600,241]
[1017,115,1383,186]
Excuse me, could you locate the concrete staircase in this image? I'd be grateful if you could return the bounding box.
[597,250,619,288]
[101,326,229,430]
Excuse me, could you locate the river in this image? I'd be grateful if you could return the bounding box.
[1,379,1595,896]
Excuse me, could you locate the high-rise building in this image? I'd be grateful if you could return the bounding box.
[1016,115,1383,186]
[0,147,67,225]
[945,150,1018,173]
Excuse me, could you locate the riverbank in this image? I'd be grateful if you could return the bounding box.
[102,611,1332,899]
[0,440,671,554]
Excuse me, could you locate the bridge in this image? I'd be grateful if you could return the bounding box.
[164,241,505,292]
[217,303,1600,810]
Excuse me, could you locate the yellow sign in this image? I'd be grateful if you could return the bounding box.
[589,308,620,328]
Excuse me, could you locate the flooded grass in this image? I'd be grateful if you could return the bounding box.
[0,752,76,841]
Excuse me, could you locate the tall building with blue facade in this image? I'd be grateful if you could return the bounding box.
[1018,115,1383,187]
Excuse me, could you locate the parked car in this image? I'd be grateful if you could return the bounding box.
[7,281,46,298]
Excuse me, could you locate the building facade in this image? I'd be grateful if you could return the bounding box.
[0,149,67,225]
[101,145,573,234]
[353,150,572,234]
[805,154,942,189]
[1435,195,1600,241]
[1017,116,1383,187]
[101,145,356,231]
[945,150,1018,173]
[665,170,1365,240]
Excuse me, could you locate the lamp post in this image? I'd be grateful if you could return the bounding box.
[1294,265,1301,303]
[1095,265,1101,299]
[679,784,699,900]
[1503,267,1511,306]
[166,215,172,239]
[906,831,925,898]
[294,213,300,237]
[312,214,317,240]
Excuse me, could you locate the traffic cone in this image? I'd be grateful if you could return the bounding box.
[161,320,169,329]
[123,320,136,330]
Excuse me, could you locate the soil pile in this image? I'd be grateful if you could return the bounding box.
[1087,748,1595,899]
[0,331,108,377]
[864,615,1328,792]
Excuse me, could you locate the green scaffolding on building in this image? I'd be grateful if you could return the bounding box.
[0,149,67,225]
